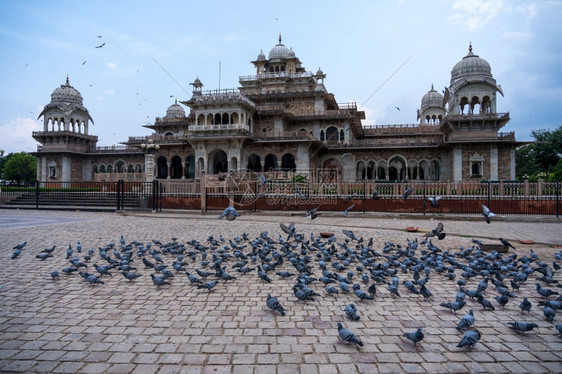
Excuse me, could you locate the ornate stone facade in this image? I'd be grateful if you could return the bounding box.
[33,38,520,183]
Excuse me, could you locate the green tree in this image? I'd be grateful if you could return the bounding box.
[516,125,562,179]
[552,158,562,182]
[515,144,539,179]
[2,152,36,183]
[532,126,562,172]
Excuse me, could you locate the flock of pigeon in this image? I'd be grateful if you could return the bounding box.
[10,206,562,351]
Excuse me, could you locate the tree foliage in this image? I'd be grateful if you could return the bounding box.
[1,152,36,183]
[516,125,562,180]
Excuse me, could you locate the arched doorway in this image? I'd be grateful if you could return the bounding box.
[281,153,296,171]
[326,126,338,144]
[264,154,278,171]
[171,156,182,179]
[247,154,262,172]
[388,156,406,181]
[157,156,167,178]
[186,155,195,178]
[211,150,228,174]
[320,158,342,182]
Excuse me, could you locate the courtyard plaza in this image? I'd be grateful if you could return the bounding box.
[0,208,561,373]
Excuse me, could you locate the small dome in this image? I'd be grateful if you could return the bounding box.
[287,47,295,58]
[268,34,291,59]
[451,44,491,79]
[165,99,185,118]
[421,85,444,109]
[316,67,324,76]
[51,76,83,105]
[257,49,266,61]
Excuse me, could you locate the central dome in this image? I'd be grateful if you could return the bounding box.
[51,77,83,105]
[268,35,291,60]
[451,44,491,79]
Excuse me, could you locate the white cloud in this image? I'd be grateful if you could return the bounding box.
[501,31,532,42]
[106,62,118,69]
[0,117,42,154]
[449,0,504,30]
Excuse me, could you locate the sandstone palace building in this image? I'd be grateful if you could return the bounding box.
[32,37,519,184]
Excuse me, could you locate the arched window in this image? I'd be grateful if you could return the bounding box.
[222,113,229,125]
[157,156,168,178]
[264,154,278,171]
[212,150,228,174]
[107,164,113,173]
[127,164,134,173]
[100,164,106,173]
[171,156,182,178]
[215,113,222,125]
[247,154,262,172]
[471,162,481,176]
[326,126,338,143]
[281,153,296,171]
[115,160,125,173]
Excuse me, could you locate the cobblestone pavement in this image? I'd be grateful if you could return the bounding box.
[1,209,561,373]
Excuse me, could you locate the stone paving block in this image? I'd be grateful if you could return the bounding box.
[1,210,562,374]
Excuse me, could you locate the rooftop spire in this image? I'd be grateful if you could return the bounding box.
[469,42,472,53]
[66,75,70,86]
[278,33,282,44]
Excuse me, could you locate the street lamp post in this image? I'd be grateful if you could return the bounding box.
[140,139,160,183]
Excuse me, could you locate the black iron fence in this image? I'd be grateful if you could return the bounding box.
[1,179,560,217]
[0,180,161,212]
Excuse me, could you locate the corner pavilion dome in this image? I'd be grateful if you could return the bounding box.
[165,99,185,118]
[451,43,492,80]
[51,76,84,105]
[421,85,444,109]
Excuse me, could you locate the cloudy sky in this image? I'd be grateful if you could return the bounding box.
[0,0,561,155]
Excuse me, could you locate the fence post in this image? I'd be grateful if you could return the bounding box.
[35,180,39,209]
[152,180,157,212]
[556,182,560,218]
[423,181,426,216]
[363,181,366,214]
[488,181,492,209]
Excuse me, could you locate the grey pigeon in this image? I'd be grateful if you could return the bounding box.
[353,284,373,301]
[556,324,562,337]
[343,204,355,217]
[197,280,219,290]
[13,241,27,250]
[150,274,171,287]
[372,190,379,200]
[403,188,414,200]
[519,297,532,313]
[306,206,320,220]
[337,322,363,346]
[344,193,358,203]
[537,284,559,298]
[456,309,475,331]
[50,270,59,279]
[403,327,424,348]
[218,206,240,221]
[11,248,22,259]
[457,329,481,348]
[344,303,360,321]
[121,271,142,281]
[185,271,203,284]
[507,321,538,334]
[440,301,466,313]
[481,204,496,224]
[544,306,556,322]
[428,196,442,208]
[266,294,286,316]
